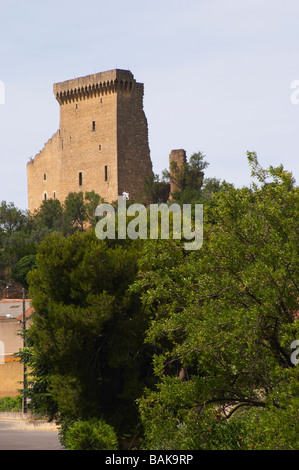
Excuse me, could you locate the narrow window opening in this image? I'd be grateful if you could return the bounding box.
[43,192,47,201]
[99,144,102,151]
[53,192,56,199]
[79,172,83,186]
[92,121,96,131]
[104,165,108,181]
[44,173,47,181]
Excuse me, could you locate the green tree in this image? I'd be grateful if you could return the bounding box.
[84,191,104,226]
[12,254,36,290]
[133,153,299,450]
[63,192,87,232]
[144,173,170,203]
[31,198,64,232]
[63,191,103,233]
[0,201,27,236]
[0,202,34,282]
[25,231,154,438]
[61,418,118,450]
[160,151,221,204]
[0,191,105,288]
[200,177,222,201]
[166,151,209,203]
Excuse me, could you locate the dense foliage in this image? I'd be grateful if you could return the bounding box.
[60,418,119,450]
[133,154,299,449]
[25,232,154,437]
[0,190,103,289]
[2,153,298,450]
[0,396,22,412]
[144,151,222,204]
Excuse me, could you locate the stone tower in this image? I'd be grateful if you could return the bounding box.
[27,69,153,212]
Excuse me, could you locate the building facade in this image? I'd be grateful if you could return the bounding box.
[27,69,153,212]
[0,299,32,398]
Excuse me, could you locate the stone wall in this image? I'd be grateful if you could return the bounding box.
[117,82,152,201]
[169,149,187,198]
[0,317,24,398]
[27,130,62,212]
[0,360,23,398]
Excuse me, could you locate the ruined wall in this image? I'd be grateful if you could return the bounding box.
[27,130,62,213]
[169,149,187,198]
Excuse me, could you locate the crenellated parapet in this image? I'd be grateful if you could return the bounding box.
[54,69,137,104]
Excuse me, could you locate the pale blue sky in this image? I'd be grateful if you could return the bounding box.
[1,0,299,209]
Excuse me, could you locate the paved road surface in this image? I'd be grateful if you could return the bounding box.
[0,419,65,450]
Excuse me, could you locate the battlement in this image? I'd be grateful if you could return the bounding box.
[54,69,137,104]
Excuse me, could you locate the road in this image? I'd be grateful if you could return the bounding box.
[0,418,65,450]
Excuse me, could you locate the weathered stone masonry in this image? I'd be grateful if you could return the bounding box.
[169,149,187,198]
[27,69,153,212]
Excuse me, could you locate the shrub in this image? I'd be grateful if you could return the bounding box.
[0,396,22,412]
[62,418,118,450]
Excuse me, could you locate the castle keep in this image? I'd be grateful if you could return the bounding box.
[27,69,153,212]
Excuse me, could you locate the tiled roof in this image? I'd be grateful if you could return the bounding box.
[0,299,32,320]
